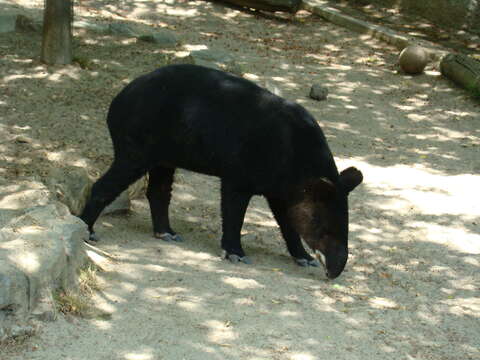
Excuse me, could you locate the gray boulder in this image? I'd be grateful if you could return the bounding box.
[0,202,88,325]
[73,20,109,33]
[103,176,147,215]
[108,23,137,37]
[46,166,147,216]
[128,176,148,200]
[16,15,41,32]
[47,166,92,217]
[103,191,131,215]
[0,15,16,34]
[101,175,145,213]
[172,48,244,75]
[0,14,41,34]
[264,80,282,96]
[137,30,179,48]
[0,179,53,228]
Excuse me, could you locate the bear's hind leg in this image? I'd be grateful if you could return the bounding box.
[147,166,183,242]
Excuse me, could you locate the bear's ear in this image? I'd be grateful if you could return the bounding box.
[339,167,363,193]
[313,177,337,201]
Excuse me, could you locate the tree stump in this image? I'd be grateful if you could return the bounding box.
[217,0,301,13]
[440,54,480,95]
[41,0,73,65]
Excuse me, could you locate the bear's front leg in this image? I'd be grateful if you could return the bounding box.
[220,181,252,264]
[267,197,320,267]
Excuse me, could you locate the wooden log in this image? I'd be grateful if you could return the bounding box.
[217,0,301,13]
[440,54,480,95]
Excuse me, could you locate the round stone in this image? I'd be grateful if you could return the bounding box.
[399,45,429,75]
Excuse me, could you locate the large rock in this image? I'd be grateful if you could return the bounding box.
[103,191,131,215]
[171,48,244,75]
[0,202,88,334]
[108,23,137,37]
[73,20,109,33]
[101,176,148,215]
[332,0,479,33]
[219,0,301,13]
[0,180,53,228]
[47,166,93,217]
[0,14,41,33]
[16,15,41,32]
[0,15,16,34]
[46,166,147,216]
[137,30,179,48]
[0,178,90,342]
[128,176,148,200]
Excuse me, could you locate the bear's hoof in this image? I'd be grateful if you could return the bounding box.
[85,232,100,244]
[295,258,320,267]
[156,233,184,242]
[226,254,252,264]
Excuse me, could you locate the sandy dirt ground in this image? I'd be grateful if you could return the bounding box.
[1,1,479,359]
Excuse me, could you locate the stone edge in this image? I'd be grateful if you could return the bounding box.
[300,0,449,61]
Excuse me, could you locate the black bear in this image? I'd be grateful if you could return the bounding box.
[80,64,363,279]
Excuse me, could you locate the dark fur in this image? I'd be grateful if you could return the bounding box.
[80,64,362,278]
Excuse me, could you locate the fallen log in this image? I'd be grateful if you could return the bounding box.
[440,53,480,95]
[216,0,301,13]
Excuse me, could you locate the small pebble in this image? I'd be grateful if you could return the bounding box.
[309,84,328,101]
